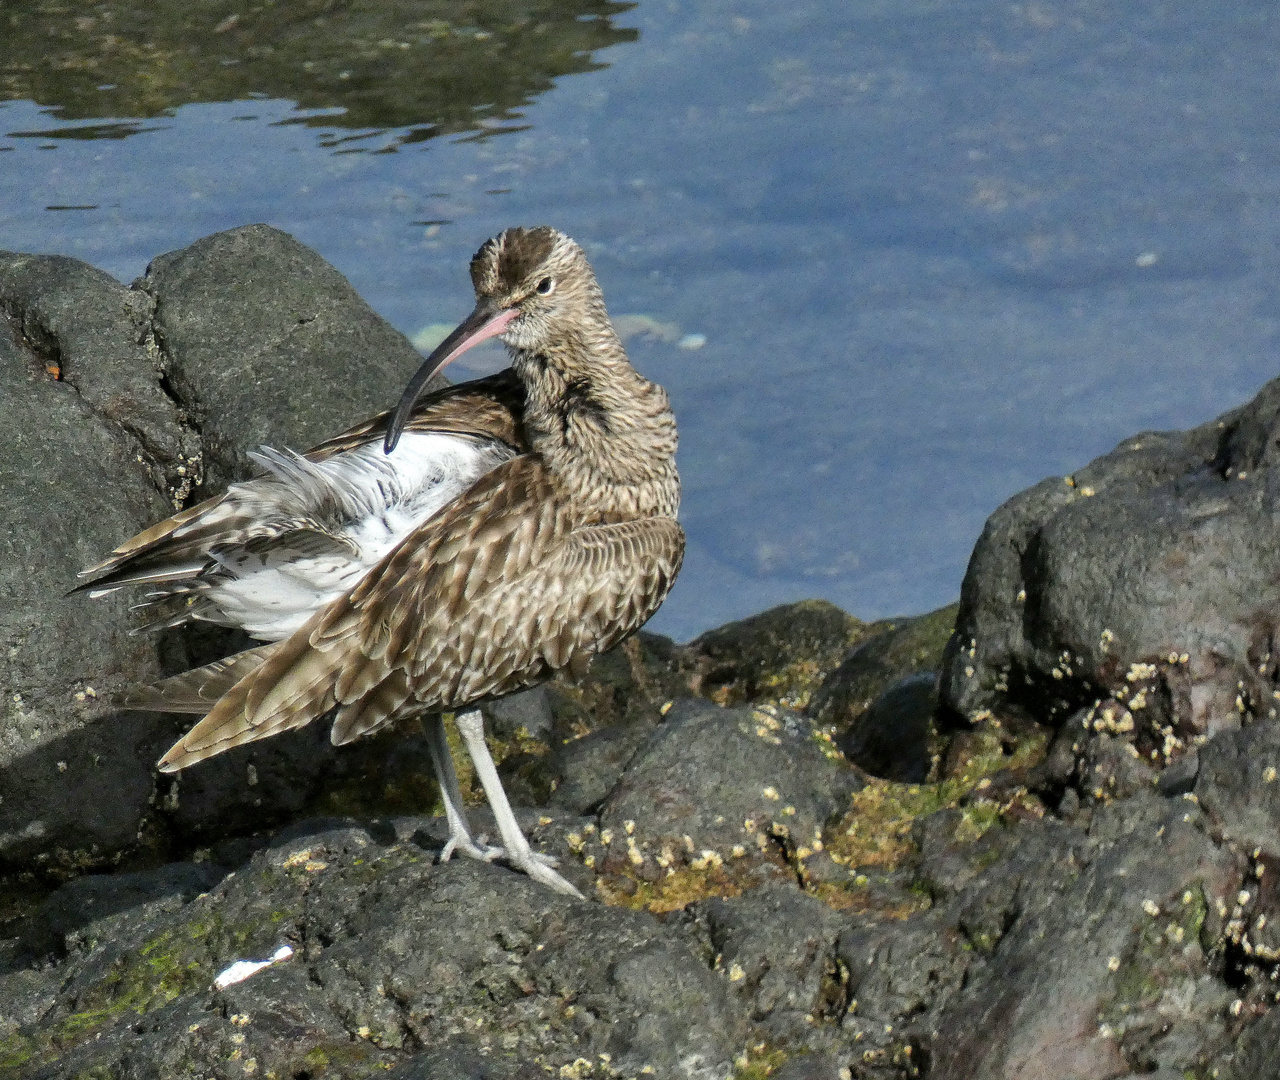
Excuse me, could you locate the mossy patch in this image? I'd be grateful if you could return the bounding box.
[1,874,303,1071]
[295,1038,389,1076]
[732,1043,791,1079]
[595,860,770,914]
[823,721,1048,880]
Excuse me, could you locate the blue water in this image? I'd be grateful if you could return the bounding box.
[3,0,1279,641]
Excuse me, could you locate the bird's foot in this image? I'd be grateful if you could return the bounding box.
[438,833,561,871]
[513,849,560,869]
[512,854,585,899]
[439,834,503,864]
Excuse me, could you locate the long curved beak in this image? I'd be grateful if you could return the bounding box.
[384,301,518,453]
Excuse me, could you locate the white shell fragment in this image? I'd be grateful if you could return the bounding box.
[213,945,294,990]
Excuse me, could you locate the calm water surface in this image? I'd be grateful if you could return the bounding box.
[3,0,1279,640]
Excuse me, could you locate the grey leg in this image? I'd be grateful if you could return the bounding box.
[454,709,584,898]
[424,714,501,863]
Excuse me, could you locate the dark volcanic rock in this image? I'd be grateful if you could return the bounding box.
[0,252,179,872]
[684,599,870,710]
[925,796,1241,1080]
[809,604,957,784]
[389,1045,545,1079]
[1227,1004,1280,1079]
[1077,731,1160,804]
[834,672,937,783]
[549,721,654,815]
[0,822,748,1079]
[694,882,848,1047]
[1194,720,1280,966]
[1195,717,1280,855]
[598,699,861,876]
[940,378,1280,764]
[141,223,429,492]
[809,603,957,733]
[547,630,688,740]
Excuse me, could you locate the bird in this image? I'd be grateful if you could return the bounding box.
[78,226,685,897]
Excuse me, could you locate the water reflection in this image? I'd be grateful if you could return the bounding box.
[1,0,636,145]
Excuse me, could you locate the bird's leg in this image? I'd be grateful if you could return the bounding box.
[424,713,501,863]
[454,709,584,898]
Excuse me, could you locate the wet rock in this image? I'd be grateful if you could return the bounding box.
[835,672,937,783]
[597,699,861,882]
[0,821,748,1079]
[941,377,1280,763]
[140,223,429,492]
[684,599,869,710]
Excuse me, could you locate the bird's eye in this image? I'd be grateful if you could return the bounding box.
[535,276,555,295]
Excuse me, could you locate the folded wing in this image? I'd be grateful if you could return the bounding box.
[155,454,684,771]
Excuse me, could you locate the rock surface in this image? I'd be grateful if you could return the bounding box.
[4,229,1280,1078]
[142,224,429,492]
[940,379,1280,762]
[809,605,958,783]
[0,227,448,887]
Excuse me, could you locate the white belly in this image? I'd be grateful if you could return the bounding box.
[204,431,514,641]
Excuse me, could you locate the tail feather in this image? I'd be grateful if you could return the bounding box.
[158,608,346,772]
[121,644,278,715]
[75,496,226,591]
[157,677,262,770]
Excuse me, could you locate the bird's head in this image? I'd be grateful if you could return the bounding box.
[384,226,599,453]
